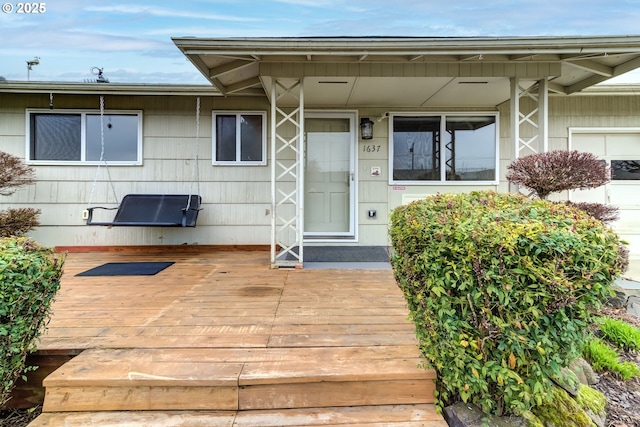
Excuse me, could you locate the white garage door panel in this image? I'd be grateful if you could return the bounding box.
[617,208,640,231]
[606,134,640,156]
[572,134,606,155]
[572,187,606,204]
[571,131,640,255]
[609,184,640,208]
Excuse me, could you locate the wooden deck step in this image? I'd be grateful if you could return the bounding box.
[30,405,449,426]
[41,347,436,413]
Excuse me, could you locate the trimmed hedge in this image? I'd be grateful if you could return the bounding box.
[389,191,624,416]
[0,238,64,406]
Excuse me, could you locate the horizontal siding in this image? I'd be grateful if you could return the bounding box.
[28,201,270,227]
[2,90,640,248]
[29,224,271,246]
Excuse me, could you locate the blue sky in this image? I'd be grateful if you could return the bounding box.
[2,0,640,84]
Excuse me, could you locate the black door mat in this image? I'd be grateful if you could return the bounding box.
[76,262,175,276]
[281,246,390,262]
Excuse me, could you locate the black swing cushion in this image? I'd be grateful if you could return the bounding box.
[86,194,201,227]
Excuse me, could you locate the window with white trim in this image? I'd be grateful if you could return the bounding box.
[390,113,498,184]
[212,111,266,165]
[27,110,142,164]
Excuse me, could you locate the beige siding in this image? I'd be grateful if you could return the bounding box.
[0,92,272,247]
[356,108,391,245]
[2,90,639,249]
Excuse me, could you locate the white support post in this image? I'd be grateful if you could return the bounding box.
[510,77,520,161]
[538,77,549,153]
[511,77,548,159]
[510,77,549,194]
[270,78,304,268]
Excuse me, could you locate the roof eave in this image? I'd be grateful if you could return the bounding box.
[0,81,222,96]
[172,35,640,57]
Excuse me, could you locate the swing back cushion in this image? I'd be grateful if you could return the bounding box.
[87,194,201,227]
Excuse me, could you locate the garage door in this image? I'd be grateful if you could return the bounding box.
[571,131,640,255]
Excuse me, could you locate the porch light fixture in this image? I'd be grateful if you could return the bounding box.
[360,118,374,140]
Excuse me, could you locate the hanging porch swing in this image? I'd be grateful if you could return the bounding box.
[85,96,202,227]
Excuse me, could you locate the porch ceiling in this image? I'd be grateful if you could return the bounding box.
[173,35,640,107]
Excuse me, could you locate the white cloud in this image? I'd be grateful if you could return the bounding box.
[85,4,262,22]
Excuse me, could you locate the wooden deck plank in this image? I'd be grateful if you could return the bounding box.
[30,411,237,427]
[267,333,420,348]
[233,405,447,427]
[43,385,239,412]
[38,334,273,350]
[30,405,448,427]
[39,346,422,364]
[238,379,435,410]
[43,349,244,387]
[239,358,434,385]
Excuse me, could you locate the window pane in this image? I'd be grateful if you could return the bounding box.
[393,116,440,181]
[31,114,81,160]
[445,116,496,181]
[86,114,139,161]
[216,115,237,161]
[612,160,640,180]
[240,115,263,162]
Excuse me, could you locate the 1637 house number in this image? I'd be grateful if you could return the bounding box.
[362,144,381,153]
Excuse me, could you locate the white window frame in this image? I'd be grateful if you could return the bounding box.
[212,111,267,166]
[388,112,499,185]
[25,109,143,165]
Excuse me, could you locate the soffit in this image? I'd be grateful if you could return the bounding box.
[178,36,640,107]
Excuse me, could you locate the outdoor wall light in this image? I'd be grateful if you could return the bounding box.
[360,118,374,140]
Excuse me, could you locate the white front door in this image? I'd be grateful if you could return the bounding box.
[304,112,356,239]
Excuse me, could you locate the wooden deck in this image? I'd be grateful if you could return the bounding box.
[26,248,446,426]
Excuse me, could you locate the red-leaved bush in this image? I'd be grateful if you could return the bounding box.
[0,151,39,236]
[507,150,627,274]
[507,150,610,199]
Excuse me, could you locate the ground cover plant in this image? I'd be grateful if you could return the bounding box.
[389,191,625,417]
[0,238,64,407]
[583,337,640,380]
[590,308,640,426]
[598,316,640,352]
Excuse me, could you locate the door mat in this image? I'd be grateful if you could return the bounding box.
[282,246,390,262]
[76,262,175,276]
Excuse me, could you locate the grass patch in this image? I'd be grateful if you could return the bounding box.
[583,337,640,380]
[599,317,640,352]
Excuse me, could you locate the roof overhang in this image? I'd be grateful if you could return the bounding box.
[172,35,640,107]
[0,81,220,96]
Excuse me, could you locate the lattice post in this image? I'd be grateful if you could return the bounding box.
[510,77,549,195]
[510,77,549,160]
[270,79,305,268]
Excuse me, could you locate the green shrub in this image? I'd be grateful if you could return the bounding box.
[583,337,640,380]
[389,191,624,416]
[0,237,64,406]
[598,317,640,352]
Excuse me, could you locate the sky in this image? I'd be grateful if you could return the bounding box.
[2,0,640,85]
